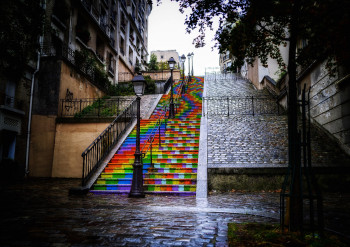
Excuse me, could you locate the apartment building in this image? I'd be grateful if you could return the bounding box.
[27,0,152,177]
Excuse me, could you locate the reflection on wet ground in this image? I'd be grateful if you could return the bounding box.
[0,178,349,246]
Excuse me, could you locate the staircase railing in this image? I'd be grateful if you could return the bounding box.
[173,77,186,114]
[81,99,137,186]
[202,96,283,117]
[59,97,134,118]
[140,77,186,165]
[163,77,172,93]
[141,106,168,166]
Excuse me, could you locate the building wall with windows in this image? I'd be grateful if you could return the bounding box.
[151,50,181,69]
[219,51,233,73]
[28,0,153,177]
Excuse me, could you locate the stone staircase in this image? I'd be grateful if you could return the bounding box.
[91,77,204,195]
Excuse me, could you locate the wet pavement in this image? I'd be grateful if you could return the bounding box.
[1,179,349,246]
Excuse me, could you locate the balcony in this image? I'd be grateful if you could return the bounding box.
[110,11,117,24]
[108,65,115,76]
[0,93,25,134]
[110,38,115,47]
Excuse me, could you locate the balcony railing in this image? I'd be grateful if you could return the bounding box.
[59,97,134,118]
[41,41,109,92]
[0,92,24,110]
[81,98,137,186]
[202,96,282,117]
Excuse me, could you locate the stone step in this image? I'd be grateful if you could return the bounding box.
[147,167,197,173]
[144,178,196,185]
[146,172,197,179]
[144,184,196,193]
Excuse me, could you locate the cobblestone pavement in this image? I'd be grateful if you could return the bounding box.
[1,179,349,246]
[0,179,279,247]
[205,75,350,168]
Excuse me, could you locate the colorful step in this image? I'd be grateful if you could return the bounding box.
[91,77,204,195]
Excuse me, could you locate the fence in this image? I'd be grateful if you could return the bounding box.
[59,97,134,118]
[204,72,239,81]
[202,96,282,117]
[0,92,24,110]
[81,99,137,186]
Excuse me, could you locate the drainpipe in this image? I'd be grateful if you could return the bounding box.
[25,0,46,176]
[25,50,41,176]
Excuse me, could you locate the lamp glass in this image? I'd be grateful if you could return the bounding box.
[132,75,146,96]
[168,57,176,70]
[180,54,186,63]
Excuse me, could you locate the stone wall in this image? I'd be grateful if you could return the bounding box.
[142,70,181,81]
[51,122,109,178]
[29,58,107,177]
[307,61,350,154]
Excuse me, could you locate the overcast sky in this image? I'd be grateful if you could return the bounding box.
[148,0,220,76]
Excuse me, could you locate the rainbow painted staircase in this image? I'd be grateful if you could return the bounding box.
[91,77,204,195]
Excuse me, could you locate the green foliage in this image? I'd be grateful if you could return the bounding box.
[228,223,347,247]
[148,53,159,71]
[158,61,169,70]
[165,0,350,75]
[74,97,122,118]
[108,76,156,96]
[0,0,44,82]
[108,83,135,96]
[74,49,110,90]
[144,75,156,94]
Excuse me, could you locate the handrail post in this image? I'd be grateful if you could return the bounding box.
[61,99,64,117]
[82,154,85,186]
[158,119,161,147]
[227,97,229,117]
[150,140,153,166]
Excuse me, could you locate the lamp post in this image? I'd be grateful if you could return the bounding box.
[168,57,176,119]
[187,53,191,83]
[180,54,186,93]
[129,74,146,198]
[191,52,194,76]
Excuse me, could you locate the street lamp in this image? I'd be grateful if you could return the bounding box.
[180,54,186,93]
[191,52,194,76]
[129,74,146,198]
[168,57,176,119]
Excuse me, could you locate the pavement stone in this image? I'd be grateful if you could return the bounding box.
[204,75,350,169]
[1,179,349,246]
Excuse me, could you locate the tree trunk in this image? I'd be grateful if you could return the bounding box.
[287,0,303,233]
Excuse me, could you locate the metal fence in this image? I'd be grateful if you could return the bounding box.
[81,99,137,186]
[204,72,240,81]
[59,98,135,118]
[203,96,282,117]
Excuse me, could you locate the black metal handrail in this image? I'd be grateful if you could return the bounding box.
[173,77,186,114]
[141,106,168,166]
[81,99,137,186]
[202,96,282,116]
[59,97,134,118]
[163,77,172,94]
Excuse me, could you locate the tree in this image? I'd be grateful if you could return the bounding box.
[0,0,44,82]
[154,0,350,233]
[148,53,159,71]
